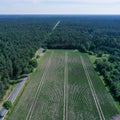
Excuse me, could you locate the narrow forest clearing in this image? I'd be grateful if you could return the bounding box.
[9,50,118,120]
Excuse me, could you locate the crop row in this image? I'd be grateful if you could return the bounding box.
[9,50,118,120]
[29,50,65,120]
[68,51,100,120]
[9,51,52,120]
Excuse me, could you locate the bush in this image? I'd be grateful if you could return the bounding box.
[3,101,12,110]
[97,52,102,57]
[23,59,38,74]
[23,65,34,74]
[36,55,40,59]
[29,59,37,68]
[88,51,93,55]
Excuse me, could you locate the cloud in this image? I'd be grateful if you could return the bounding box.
[31,0,39,4]
[3,0,120,5]
[42,0,120,4]
[0,0,120,14]
[21,0,41,4]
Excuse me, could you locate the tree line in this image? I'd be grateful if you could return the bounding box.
[45,15,120,102]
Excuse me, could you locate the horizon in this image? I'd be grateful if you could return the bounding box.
[0,14,120,16]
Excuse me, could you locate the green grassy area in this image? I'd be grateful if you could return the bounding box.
[82,54,119,119]
[9,50,118,120]
[89,53,109,64]
[5,51,47,120]
[89,54,107,83]
[9,50,52,120]
[68,51,100,120]
[88,53,120,113]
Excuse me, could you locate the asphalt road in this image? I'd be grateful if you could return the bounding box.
[0,77,28,120]
[0,48,44,120]
[38,48,44,56]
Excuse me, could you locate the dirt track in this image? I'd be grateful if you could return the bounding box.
[26,51,53,120]
[63,52,68,120]
[80,56,105,120]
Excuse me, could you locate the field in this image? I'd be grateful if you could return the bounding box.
[9,50,118,120]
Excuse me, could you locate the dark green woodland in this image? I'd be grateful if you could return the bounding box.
[0,15,120,102]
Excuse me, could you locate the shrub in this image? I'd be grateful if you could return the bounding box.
[29,59,37,68]
[3,101,12,110]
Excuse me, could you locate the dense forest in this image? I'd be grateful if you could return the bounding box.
[0,15,120,103]
[0,15,58,100]
[45,15,120,102]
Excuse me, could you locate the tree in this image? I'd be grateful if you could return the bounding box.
[29,59,37,68]
[3,101,12,110]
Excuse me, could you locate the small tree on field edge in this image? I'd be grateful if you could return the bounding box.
[3,101,12,110]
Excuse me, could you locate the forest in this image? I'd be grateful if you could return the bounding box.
[0,15,120,102]
[0,15,58,100]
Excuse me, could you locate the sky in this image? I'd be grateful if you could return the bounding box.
[0,0,120,14]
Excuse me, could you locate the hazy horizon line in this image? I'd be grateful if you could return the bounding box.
[0,14,120,16]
